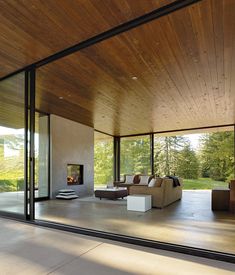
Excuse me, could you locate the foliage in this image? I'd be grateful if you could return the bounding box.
[0,180,14,192]
[0,135,24,192]
[94,131,234,188]
[176,145,199,179]
[154,136,199,179]
[199,132,234,181]
[1,129,234,190]
[120,136,151,176]
[0,179,24,192]
[94,137,113,186]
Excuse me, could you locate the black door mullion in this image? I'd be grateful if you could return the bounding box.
[24,71,29,219]
[25,68,36,221]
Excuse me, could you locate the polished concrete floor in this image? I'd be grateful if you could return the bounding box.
[35,191,235,255]
[0,217,234,275]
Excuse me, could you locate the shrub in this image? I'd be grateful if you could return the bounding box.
[0,179,16,192]
[17,178,24,191]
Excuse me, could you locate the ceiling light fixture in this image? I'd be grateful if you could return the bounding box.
[132,76,138,80]
[59,96,63,100]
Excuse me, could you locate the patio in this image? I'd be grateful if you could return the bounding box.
[1,217,234,275]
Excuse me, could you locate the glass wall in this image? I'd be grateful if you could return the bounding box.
[35,112,49,199]
[94,132,113,188]
[0,73,25,214]
[154,127,234,189]
[120,135,151,178]
[154,135,188,177]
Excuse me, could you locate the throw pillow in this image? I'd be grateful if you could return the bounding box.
[133,174,140,184]
[148,175,154,183]
[139,175,150,184]
[148,178,156,187]
[125,175,134,183]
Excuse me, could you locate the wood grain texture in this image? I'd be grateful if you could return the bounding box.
[0,0,173,78]
[0,73,25,129]
[36,0,235,136]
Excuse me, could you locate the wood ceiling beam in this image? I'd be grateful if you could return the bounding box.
[0,0,201,81]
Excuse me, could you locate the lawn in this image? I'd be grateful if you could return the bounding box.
[183,178,229,190]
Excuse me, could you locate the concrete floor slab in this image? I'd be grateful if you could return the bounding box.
[0,218,234,275]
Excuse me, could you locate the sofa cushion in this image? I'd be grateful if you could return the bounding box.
[148,178,156,187]
[139,175,150,185]
[148,177,162,187]
[148,175,154,183]
[133,174,140,184]
[125,175,134,184]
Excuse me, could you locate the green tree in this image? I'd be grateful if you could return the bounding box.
[120,136,151,176]
[154,136,191,176]
[94,137,113,186]
[176,144,199,179]
[199,131,234,181]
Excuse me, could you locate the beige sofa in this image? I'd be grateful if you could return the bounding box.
[129,177,183,208]
[114,175,153,192]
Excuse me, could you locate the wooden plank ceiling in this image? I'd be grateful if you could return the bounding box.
[1,0,235,136]
[0,73,25,129]
[0,0,173,78]
[36,0,235,136]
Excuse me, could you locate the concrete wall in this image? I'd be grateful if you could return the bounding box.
[50,115,94,198]
[38,115,49,197]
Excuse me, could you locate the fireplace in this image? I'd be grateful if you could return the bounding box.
[67,164,84,185]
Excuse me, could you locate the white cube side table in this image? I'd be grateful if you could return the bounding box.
[127,194,152,212]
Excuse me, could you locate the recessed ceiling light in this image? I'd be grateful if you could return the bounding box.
[59,96,63,100]
[132,76,138,80]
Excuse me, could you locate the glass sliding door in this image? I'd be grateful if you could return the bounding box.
[35,112,49,199]
[0,73,26,216]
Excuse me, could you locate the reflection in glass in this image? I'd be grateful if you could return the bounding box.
[35,113,49,198]
[0,73,25,214]
[94,132,113,188]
